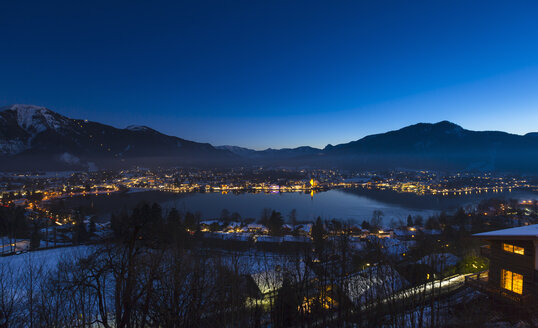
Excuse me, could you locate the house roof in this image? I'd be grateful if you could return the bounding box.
[473,224,538,240]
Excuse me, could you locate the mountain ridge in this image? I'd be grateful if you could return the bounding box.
[0,104,236,170]
[220,120,538,172]
[1,104,538,172]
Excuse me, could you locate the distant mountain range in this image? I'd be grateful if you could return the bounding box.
[1,104,538,172]
[326,120,538,172]
[0,104,234,170]
[216,145,322,160]
[220,121,538,172]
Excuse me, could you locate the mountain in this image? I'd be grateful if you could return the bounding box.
[217,145,322,160]
[216,145,259,158]
[1,105,538,173]
[219,121,538,172]
[0,104,235,170]
[321,121,538,172]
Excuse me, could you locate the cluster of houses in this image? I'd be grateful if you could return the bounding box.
[227,222,537,321]
[199,220,313,235]
[198,219,445,256]
[199,220,314,251]
[234,222,538,316]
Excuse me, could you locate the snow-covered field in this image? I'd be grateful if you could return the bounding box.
[0,245,94,272]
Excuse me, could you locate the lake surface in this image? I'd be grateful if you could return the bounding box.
[56,188,538,225]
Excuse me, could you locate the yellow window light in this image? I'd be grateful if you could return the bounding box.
[503,243,524,255]
[501,269,523,294]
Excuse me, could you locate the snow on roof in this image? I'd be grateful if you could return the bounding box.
[296,223,312,233]
[247,224,267,229]
[226,221,241,228]
[473,224,538,239]
[250,259,314,295]
[251,269,283,295]
[200,220,221,225]
[344,265,408,304]
[394,229,415,236]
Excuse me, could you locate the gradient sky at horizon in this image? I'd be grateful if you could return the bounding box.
[1,1,538,150]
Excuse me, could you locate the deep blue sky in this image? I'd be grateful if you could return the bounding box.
[1,1,538,149]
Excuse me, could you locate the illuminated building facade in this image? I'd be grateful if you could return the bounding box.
[467,225,538,305]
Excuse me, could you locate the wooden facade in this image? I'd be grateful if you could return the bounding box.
[486,240,536,298]
[470,225,538,305]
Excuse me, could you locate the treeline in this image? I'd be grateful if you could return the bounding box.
[0,202,258,327]
[0,205,34,253]
[0,201,497,327]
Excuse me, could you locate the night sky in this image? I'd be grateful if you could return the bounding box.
[1,1,538,149]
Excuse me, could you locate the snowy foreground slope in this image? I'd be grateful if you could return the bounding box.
[0,245,94,270]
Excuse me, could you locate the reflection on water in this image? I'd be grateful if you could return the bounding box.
[342,188,538,212]
[57,187,538,224]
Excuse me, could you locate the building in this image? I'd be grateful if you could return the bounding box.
[467,224,538,305]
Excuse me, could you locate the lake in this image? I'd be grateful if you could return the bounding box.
[55,187,538,225]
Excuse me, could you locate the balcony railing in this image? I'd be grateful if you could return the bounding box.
[466,270,535,305]
[465,270,489,288]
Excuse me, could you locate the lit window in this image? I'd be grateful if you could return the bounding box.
[502,243,524,255]
[501,269,523,294]
[514,246,524,255]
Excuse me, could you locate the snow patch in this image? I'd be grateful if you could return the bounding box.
[60,152,80,165]
[126,125,152,132]
[7,104,64,135]
[0,138,28,155]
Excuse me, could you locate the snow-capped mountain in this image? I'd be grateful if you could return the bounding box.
[0,105,235,170]
[11,104,67,134]
[0,104,70,155]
